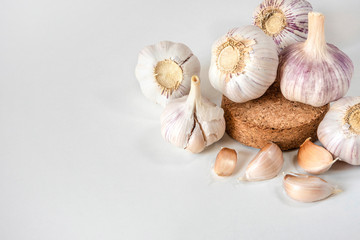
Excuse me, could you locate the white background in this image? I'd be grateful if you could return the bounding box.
[1,0,360,239]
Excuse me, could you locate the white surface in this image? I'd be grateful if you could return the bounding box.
[1,0,360,239]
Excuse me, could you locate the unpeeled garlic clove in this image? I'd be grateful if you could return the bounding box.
[283,173,340,202]
[214,148,237,176]
[160,76,225,153]
[242,142,283,181]
[297,138,337,174]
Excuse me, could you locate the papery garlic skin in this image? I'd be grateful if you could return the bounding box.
[209,26,278,103]
[279,12,354,107]
[135,41,200,107]
[253,0,312,52]
[214,148,237,176]
[297,138,337,174]
[317,96,360,165]
[160,76,225,153]
[283,173,338,202]
[243,142,283,181]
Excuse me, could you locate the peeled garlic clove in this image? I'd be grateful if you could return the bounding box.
[297,138,336,174]
[209,26,278,103]
[283,173,339,202]
[160,76,226,153]
[279,12,354,107]
[135,41,200,107]
[214,148,237,176]
[243,142,283,181]
[318,96,360,165]
[253,0,313,52]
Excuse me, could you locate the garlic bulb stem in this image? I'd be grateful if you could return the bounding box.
[186,76,201,110]
[304,12,326,55]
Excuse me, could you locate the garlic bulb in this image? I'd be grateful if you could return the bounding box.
[297,138,337,174]
[317,96,360,165]
[253,0,312,52]
[209,26,278,103]
[242,142,283,181]
[283,173,340,202]
[135,41,200,107]
[160,76,225,153]
[214,148,237,176]
[279,12,354,107]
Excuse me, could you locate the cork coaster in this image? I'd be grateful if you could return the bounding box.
[221,81,330,150]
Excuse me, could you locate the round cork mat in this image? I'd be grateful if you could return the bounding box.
[221,82,330,150]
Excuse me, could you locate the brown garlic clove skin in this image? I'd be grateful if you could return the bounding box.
[214,148,237,176]
[283,173,339,203]
[297,138,337,174]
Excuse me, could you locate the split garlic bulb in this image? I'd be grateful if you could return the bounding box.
[253,0,312,52]
[160,76,225,153]
[135,41,200,107]
[209,26,278,103]
[317,96,360,165]
[279,12,354,107]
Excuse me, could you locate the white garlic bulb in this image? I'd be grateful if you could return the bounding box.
[209,26,279,103]
[317,96,360,165]
[135,41,200,107]
[160,76,225,153]
[279,12,354,107]
[253,0,312,52]
[297,138,337,175]
[242,142,283,181]
[283,173,340,202]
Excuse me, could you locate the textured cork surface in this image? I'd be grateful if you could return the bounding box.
[221,81,330,150]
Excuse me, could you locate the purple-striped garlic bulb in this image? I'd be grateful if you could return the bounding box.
[317,96,360,165]
[160,76,225,153]
[209,26,278,103]
[279,12,354,107]
[253,0,312,53]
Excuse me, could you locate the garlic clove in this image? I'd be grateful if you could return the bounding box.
[243,142,283,181]
[317,96,360,165]
[186,122,206,154]
[135,41,200,107]
[279,12,354,107]
[297,138,337,174]
[283,173,340,202]
[214,148,237,176]
[160,76,225,153]
[209,26,278,103]
[253,0,313,52]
